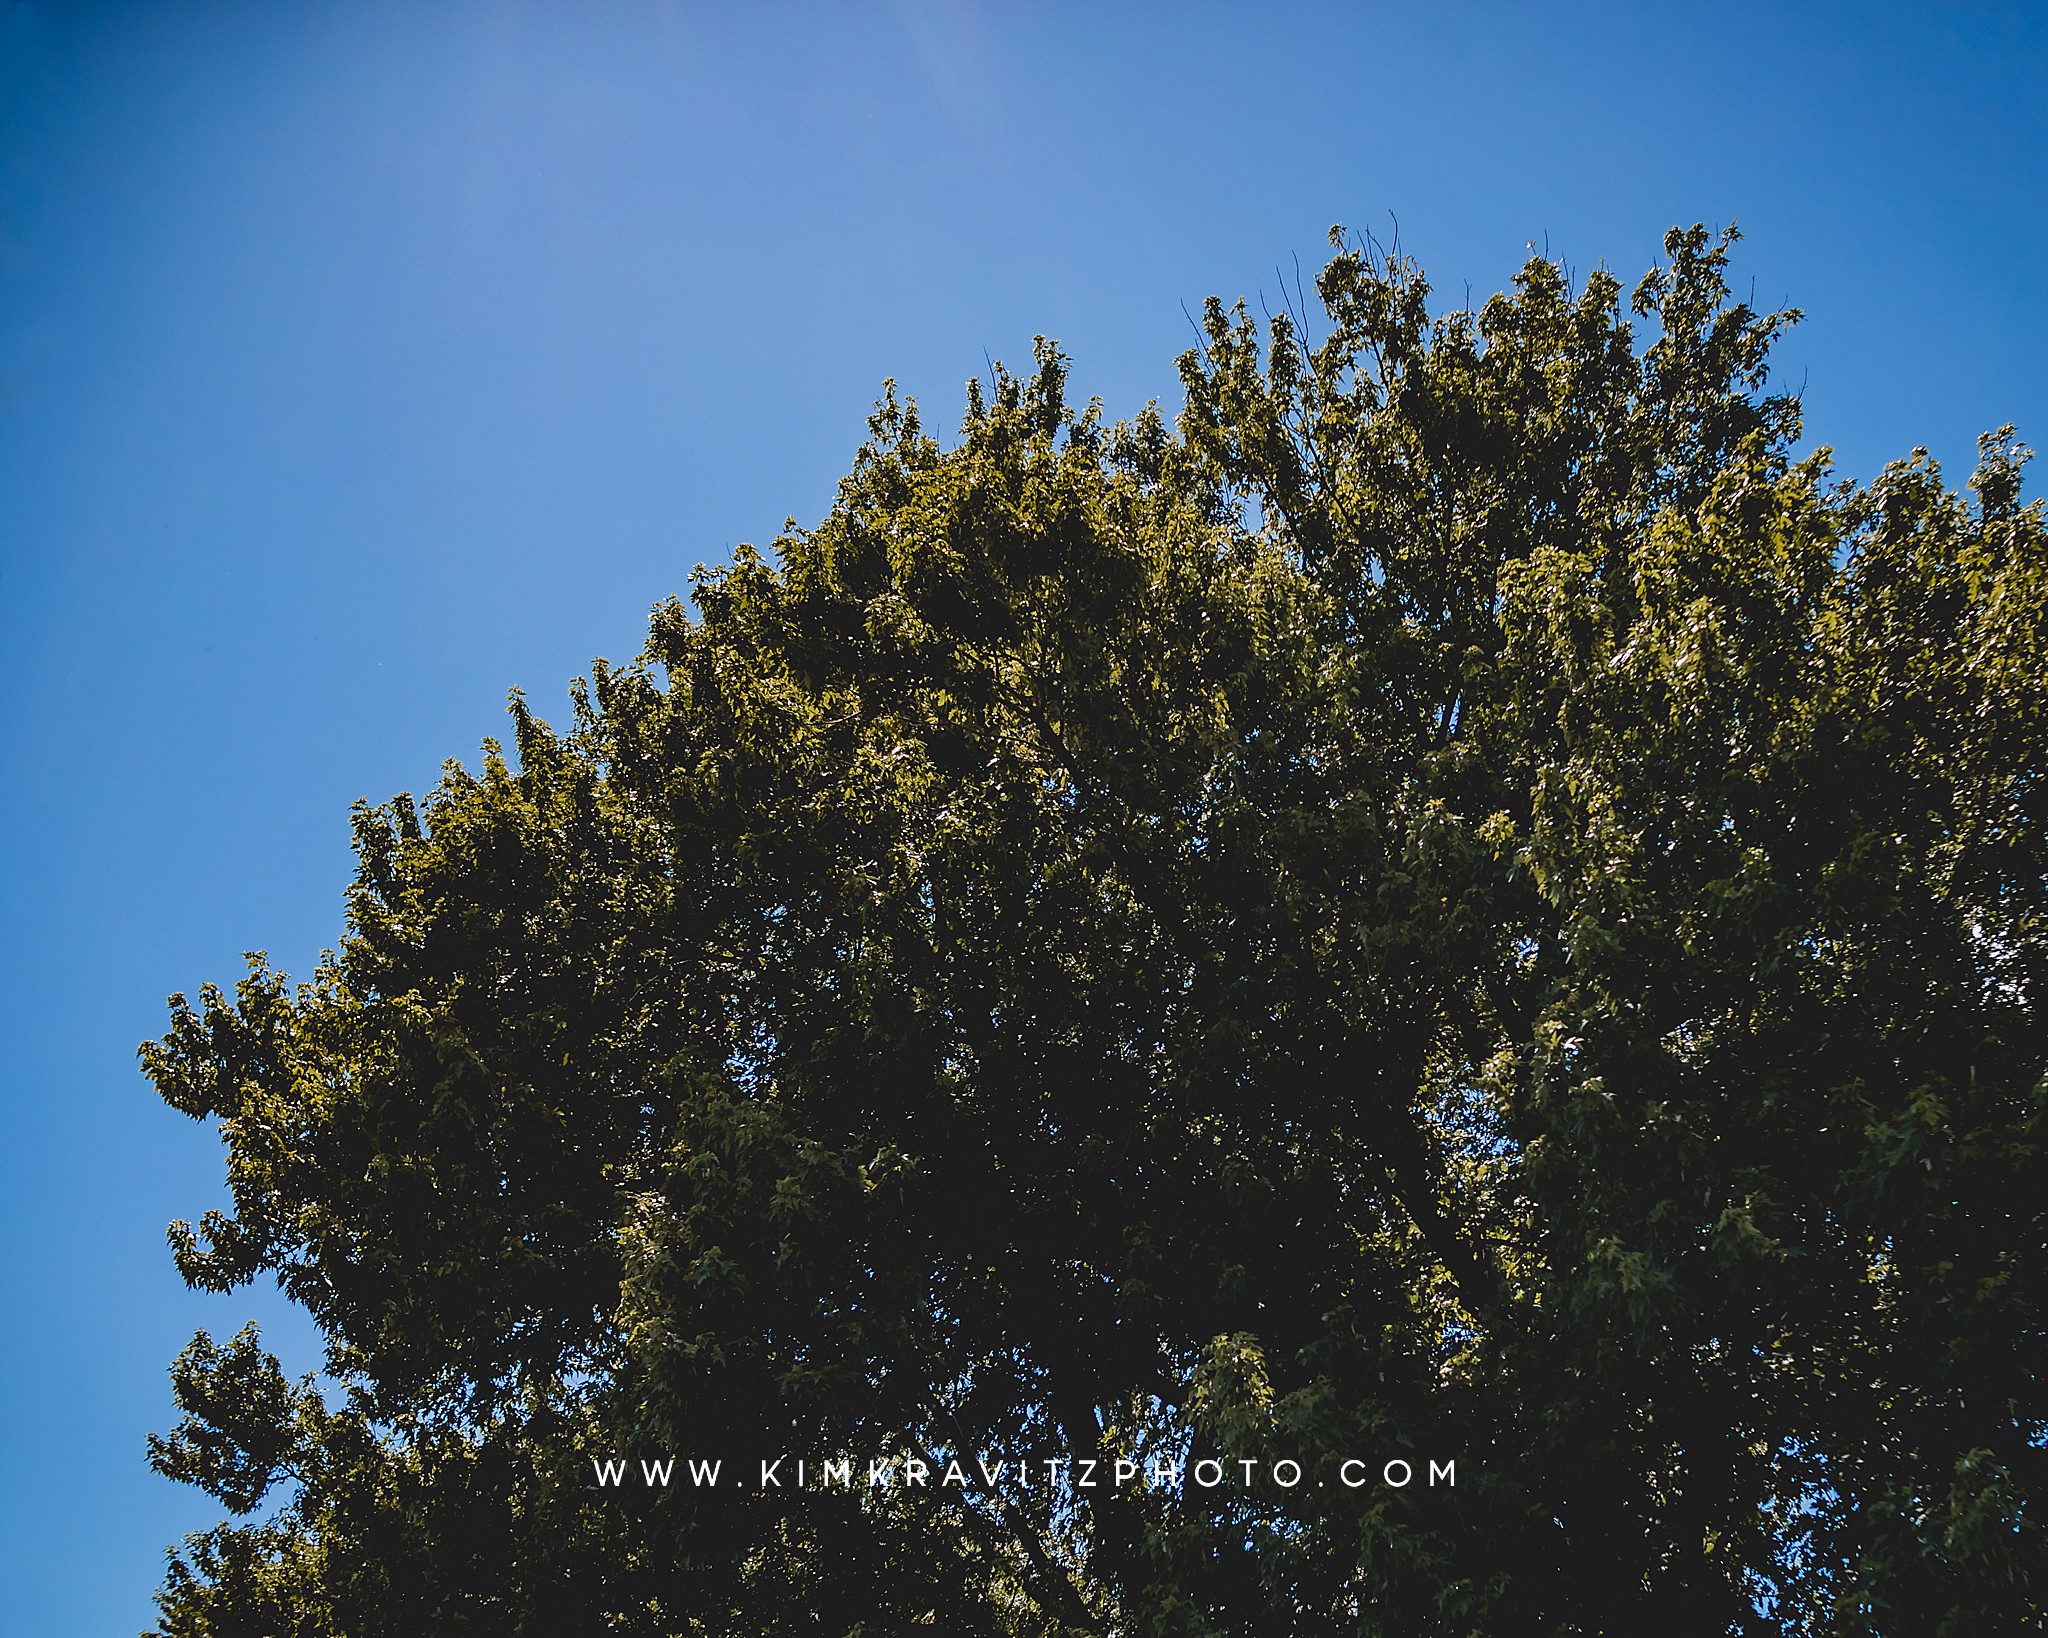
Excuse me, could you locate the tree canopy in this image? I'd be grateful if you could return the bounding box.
[144,225,2048,1636]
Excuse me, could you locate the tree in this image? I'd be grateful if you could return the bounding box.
[143,225,2048,1636]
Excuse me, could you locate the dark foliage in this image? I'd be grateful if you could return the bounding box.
[145,227,2048,1636]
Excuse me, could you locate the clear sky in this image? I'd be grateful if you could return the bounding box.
[1,3,2042,1631]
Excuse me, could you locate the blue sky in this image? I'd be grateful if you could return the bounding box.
[0,2,2042,1631]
